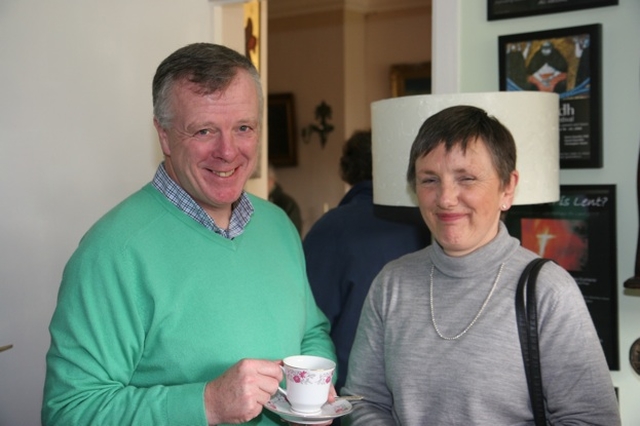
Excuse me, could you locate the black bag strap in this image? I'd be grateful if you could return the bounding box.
[516,258,552,426]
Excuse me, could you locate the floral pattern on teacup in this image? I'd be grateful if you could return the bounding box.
[286,369,333,385]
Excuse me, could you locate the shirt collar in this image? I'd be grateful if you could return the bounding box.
[151,163,253,239]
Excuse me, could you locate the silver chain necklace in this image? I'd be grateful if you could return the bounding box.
[429,263,505,340]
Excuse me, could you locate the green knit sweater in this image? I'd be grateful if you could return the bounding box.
[43,184,335,426]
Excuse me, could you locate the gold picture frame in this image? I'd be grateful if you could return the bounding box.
[390,62,432,97]
[243,0,260,72]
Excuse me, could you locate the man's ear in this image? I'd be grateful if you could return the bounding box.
[154,118,171,156]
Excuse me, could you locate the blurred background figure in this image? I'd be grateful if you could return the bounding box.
[268,163,303,235]
[303,130,430,395]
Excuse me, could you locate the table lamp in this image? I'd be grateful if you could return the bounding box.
[371,92,560,207]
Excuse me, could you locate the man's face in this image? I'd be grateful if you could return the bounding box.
[154,70,260,227]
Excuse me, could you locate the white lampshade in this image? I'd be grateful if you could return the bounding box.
[371,91,559,206]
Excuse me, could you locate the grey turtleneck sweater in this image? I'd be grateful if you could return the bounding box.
[342,222,619,425]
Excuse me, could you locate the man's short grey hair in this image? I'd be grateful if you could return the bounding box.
[152,43,263,130]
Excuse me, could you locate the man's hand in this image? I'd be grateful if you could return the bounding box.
[204,359,283,425]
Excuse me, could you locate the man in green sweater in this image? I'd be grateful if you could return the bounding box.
[42,43,336,426]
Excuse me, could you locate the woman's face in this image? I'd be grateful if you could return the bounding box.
[414,137,518,257]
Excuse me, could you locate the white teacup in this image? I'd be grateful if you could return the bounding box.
[278,355,336,414]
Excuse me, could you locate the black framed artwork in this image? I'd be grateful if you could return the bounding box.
[488,0,618,21]
[504,185,619,370]
[499,24,602,169]
[267,93,298,167]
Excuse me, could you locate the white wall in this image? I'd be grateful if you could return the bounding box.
[0,1,216,424]
[434,1,640,424]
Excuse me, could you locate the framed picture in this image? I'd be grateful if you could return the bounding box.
[267,93,298,167]
[390,62,431,97]
[488,0,618,21]
[499,24,602,169]
[504,184,619,370]
[243,0,260,72]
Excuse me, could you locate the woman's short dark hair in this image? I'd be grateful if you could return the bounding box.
[340,130,373,186]
[152,43,263,130]
[406,105,516,190]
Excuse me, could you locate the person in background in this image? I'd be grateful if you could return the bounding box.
[268,163,303,235]
[42,43,335,426]
[342,106,620,425]
[303,130,430,394]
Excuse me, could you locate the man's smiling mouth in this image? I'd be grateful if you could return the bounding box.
[211,168,236,178]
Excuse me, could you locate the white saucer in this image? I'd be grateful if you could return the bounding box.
[264,393,353,425]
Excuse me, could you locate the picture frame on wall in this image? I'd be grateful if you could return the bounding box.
[499,24,602,169]
[267,93,298,167]
[504,184,619,370]
[390,62,431,97]
[243,0,260,72]
[488,0,618,21]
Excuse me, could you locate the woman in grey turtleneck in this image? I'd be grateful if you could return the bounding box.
[342,105,620,426]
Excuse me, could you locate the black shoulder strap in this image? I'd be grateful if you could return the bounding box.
[516,258,552,426]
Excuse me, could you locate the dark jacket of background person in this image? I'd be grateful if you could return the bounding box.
[302,131,430,393]
[269,182,302,235]
[268,164,303,235]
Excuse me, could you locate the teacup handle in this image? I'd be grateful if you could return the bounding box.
[277,365,287,396]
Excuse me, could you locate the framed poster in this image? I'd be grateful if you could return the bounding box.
[267,93,298,167]
[504,185,619,370]
[488,0,618,21]
[499,24,602,169]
